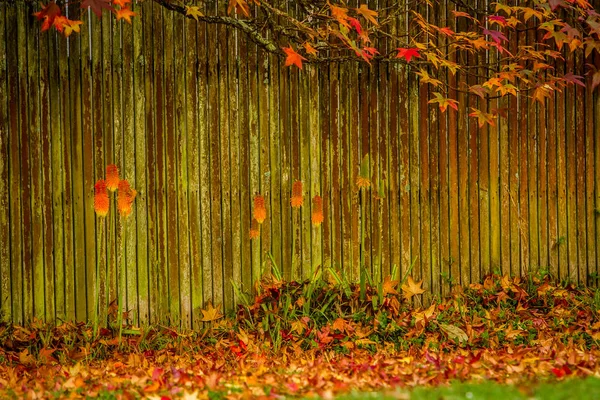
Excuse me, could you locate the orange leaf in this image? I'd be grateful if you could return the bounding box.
[33,2,61,32]
[303,42,318,56]
[227,0,250,17]
[117,179,137,218]
[382,275,399,296]
[113,0,131,7]
[283,47,307,69]
[106,164,120,192]
[356,4,378,26]
[114,7,136,24]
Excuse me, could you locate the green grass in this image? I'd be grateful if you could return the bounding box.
[332,377,600,399]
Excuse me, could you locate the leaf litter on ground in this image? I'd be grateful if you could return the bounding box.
[2,272,600,398]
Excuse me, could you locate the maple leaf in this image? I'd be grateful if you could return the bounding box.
[396,47,421,62]
[428,92,459,112]
[438,26,454,36]
[81,0,113,18]
[115,7,136,24]
[591,70,600,90]
[532,84,554,104]
[303,42,318,56]
[401,276,425,300]
[330,3,350,28]
[356,4,378,26]
[113,0,131,7]
[483,28,508,45]
[200,302,223,322]
[469,85,489,98]
[33,2,61,32]
[283,46,307,69]
[563,72,586,87]
[488,15,507,27]
[348,17,362,34]
[468,108,497,128]
[382,275,399,296]
[186,6,204,22]
[228,0,250,17]
[416,69,442,87]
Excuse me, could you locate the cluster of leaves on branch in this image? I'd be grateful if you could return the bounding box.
[3,272,600,397]
[34,0,600,126]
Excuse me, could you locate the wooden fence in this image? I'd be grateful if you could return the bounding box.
[0,0,599,327]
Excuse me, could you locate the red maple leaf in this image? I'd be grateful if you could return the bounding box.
[483,28,508,45]
[283,47,307,69]
[81,0,114,18]
[396,47,421,62]
[348,17,362,34]
[33,2,61,32]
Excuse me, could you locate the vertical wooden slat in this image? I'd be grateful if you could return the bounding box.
[81,9,97,324]
[27,5,46,321]
[186,15,202,328]
[102,11,116,314]
[498,97,511,277]
[546,89,559,278]
[379,63,391,280]
[299,62,311,277]
[527,28,540,275]
[217,13,232,312]
[555,64,568,279]
[418,72,430,297]
[143,4,159,324]
[174,10,191,328]
[197,8,214,312]
[164,7,181,324]
[339,64,352,278]
[359,64,371,279]
[349,63,360,281]
[269,54,282,274]
[132,2,149,324]
[152,5,169,322]
[17,4,34,323]
[90,15,105,327]
[565,63,578,281]
[238,33,252,292]
[39,13,54,323]
[207,1,223,305]
[329,63,342,275]
[229,23,242,306]
[319,65,331,269]
[575,62,587,283]
[308,66,322,270]
[467,68,480,285]
[279,64,292,279]
[0,2,10,321]
[247,30,261,285]
[388,62,401,281]
[586,74,597,282]
[398,63,411,278]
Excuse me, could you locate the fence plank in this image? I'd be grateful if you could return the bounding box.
[0,2,10,321]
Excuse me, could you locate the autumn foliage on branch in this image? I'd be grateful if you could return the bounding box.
[33,0,600,126]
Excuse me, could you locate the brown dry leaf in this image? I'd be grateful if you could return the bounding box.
[201,302,223,322]
[382,275,399,296]
[401,276,425,300]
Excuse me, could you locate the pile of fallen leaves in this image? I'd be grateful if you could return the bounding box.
[1,273,600,399]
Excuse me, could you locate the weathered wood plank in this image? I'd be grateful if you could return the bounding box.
[133,2,149,325]
[26,7,46,321]
[308,65,322,271]
[164,7,181,325]
[0,2,11,322]
[217,14,233,312]
[143,3,159,324]
[81,9,97,325]
[174,10,191,328]
[152,4,170,323]
[329,63,343,276]
[185,14,202,329]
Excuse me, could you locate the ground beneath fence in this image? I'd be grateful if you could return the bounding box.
[1,274,600,398]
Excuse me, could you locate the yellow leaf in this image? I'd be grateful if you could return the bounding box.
[201,302,223,322]
[401,276,425,300]
[186,6,204,22]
